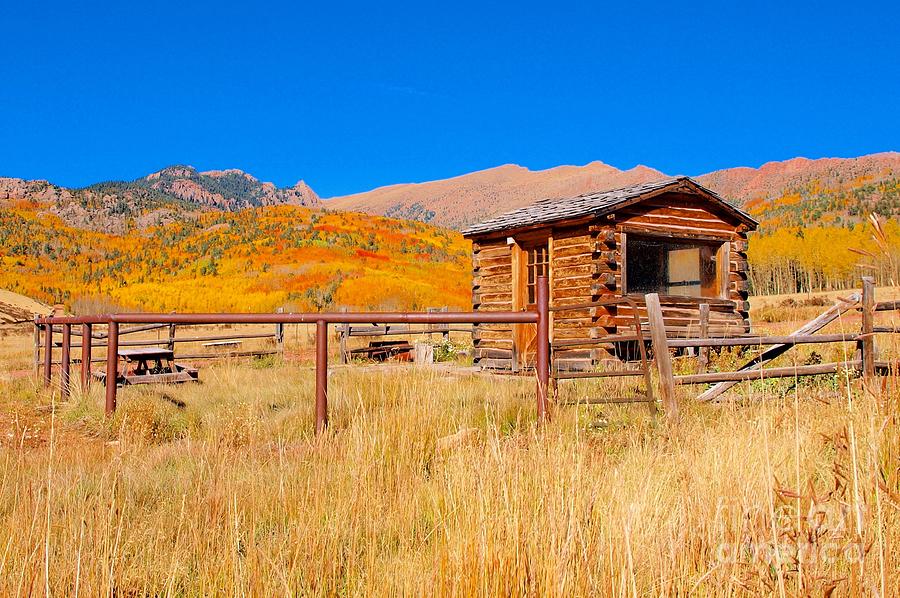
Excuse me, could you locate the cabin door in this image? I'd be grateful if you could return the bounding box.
[513,239,549,370]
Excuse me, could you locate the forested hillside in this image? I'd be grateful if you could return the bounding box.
[744,175,900,294]
[747,215,900,295]
[0,165,319,234]
[0,202,469,313]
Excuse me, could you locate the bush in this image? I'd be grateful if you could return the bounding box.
[433,338,469,362]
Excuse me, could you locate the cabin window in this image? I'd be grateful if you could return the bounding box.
[525,244,549,305]
[625,234,723,298]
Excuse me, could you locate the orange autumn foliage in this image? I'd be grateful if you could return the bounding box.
[0,205,472,314]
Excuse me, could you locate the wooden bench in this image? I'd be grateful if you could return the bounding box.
[348,340,414,362]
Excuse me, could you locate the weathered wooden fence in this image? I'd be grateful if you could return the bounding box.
[647,276,898,407]
[549,296,661,415]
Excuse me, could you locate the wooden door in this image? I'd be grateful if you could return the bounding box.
[513,239,549,370]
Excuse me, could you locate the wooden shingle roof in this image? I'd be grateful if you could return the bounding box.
[461,176,758,237]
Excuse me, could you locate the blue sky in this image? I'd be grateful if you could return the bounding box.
[1,0,898,197]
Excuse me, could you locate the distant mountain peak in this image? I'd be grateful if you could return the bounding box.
[146,164,198,180]
[199,168,256,180]
[326,159,670,227]
[630,164,664,174]
[140,164,320,212]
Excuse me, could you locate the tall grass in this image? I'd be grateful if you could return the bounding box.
[0,354,898,595]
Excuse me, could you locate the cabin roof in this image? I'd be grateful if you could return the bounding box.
[461,176,758,237]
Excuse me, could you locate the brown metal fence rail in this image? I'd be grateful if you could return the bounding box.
[34,277,552,434]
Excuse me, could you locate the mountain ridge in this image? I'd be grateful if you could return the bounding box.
[0,165,319,233]
[2,152,898,233]
[326,161,667,228]
[326,152,900,230]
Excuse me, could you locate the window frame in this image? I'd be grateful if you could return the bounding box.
[524,243,550,306]
[620,229,730,300]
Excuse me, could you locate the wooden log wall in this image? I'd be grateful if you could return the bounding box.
[471,239,515,370]
[615,193,742,238]
[551,225,617,371]
[729,234,752,329]
[616,299,747,337]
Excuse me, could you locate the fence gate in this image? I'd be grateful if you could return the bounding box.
[550,296,656,415]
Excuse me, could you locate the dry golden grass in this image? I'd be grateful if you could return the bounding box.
[1,326,899,596]
[0,329,35,377]
[750,286,900,326]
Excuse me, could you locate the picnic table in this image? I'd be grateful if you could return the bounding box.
[93,347,199,385]
[119,347,176,374]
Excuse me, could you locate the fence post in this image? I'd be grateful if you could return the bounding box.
[441,306,450,341]
[60,324,71,399]
[167,322,176,353]
[860,277,875,381]
[536,276,550,423]
[646,293,678,420]
[698,303,710,374]
[33,317,41,376]
[43,322,53,387]
[105,321,119,415]
[339,307,348,364]
[275,308,285,356]
[81,323,92,389]
[315,320,328,433]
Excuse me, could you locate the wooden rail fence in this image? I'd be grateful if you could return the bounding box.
[647,277,899,405]
[548,296,661,416]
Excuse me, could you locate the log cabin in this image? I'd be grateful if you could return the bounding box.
[461,176,759,372]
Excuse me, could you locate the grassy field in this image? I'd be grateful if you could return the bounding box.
[750,285,900,326]
[0,298,899,595]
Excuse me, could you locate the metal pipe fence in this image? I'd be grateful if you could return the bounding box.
[34,278,552,433]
